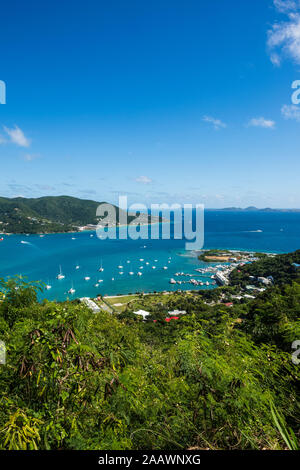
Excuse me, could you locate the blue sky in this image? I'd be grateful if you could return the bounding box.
[1,0,300,208]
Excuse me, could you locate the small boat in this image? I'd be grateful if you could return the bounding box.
[137,272,143,276]
[112,277,115,281]
[118,265,123,269]
[146,262,149,265]
[98,259,104,272]
[68,286,76,294]
[84,276,90,281]
[127,260,130,263]
[129,272,134,275]
[139,258,144,262]
[90,234,94,238]
[94,283,99,287]
[75,265,80,270]
[163,266,168,270]
[119,272,124,275]
[71,237,76,240]
[46,284,52,290]
[0,237,3,242]
[139,266,144,269]
[98,279,104,283]
[152,266,156,269]
[57,266,65,280]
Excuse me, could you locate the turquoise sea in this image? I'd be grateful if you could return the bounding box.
[1,210,300,301]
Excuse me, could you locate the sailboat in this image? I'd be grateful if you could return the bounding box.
[46,281,52,290]
[98,259,104,272]
[57,266,65,280]
[68,282,76,294]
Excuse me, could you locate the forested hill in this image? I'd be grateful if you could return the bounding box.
[0,251,299,450]
[0,195,153,234]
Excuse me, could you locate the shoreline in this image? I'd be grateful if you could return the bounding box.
[0,221,168,236]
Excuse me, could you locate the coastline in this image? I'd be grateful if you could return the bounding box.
[0,220,168,236]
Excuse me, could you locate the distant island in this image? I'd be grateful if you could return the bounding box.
[0,196,161,234]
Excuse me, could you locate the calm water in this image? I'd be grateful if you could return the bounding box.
[0,210,300,301]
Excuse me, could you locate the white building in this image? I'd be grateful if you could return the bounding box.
[215,271,229,286]
[133,309,150,320]
[168,310,186,316]
[79,297,101,313]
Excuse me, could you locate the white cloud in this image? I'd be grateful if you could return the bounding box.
[135,175,153,184]
[281,103,300,121]
[247,117,276,129]
[203,115,227,130]
[3,125,31,147]
[23,153,40,161]
[273,0,299,13]
[267,1,300,65]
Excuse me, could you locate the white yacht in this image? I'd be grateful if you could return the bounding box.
[137,272,143,276]
[57,266,65,280]
[84,276,90,281]
[68,286,76,294]
[152,266,156,269]
[46,284,52,290]
[75,265,80,270]
[98,260,104,272]
[129,272,134,275]
[118,265,123,269]
[163,266,168,270]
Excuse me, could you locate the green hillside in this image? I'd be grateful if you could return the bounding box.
[0,251,299,450]
[0,195,153,234]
